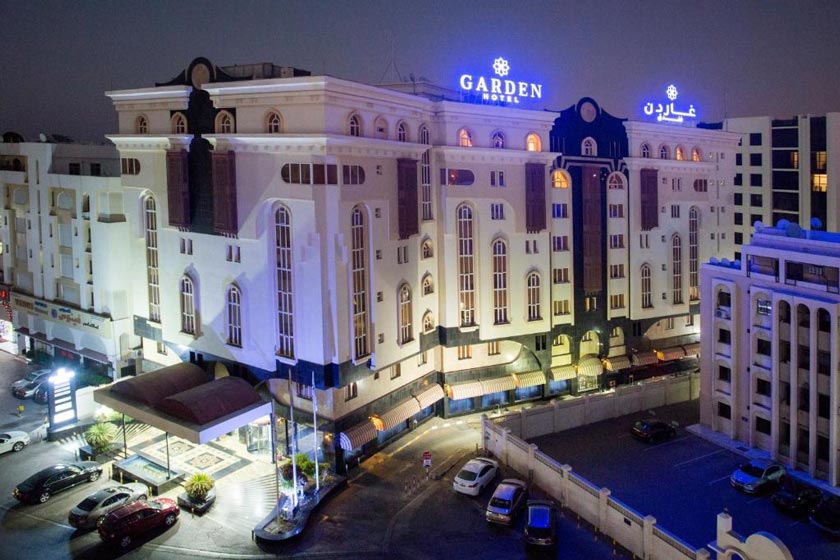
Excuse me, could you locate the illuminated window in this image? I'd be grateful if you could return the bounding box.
[675,145,685,161]
[420,125,432,221]
[641,143,651,158]
[398,283,413,344]
[659,145,670,159]
[672,234,683,304]
[275,206,294,358]
[526,133,541,152]
[351,206,370,358]
[491,131,505,148]
[266,111,283,133]
[689,207,699,301]
[458,128,473,147]
[641,264,652,308]
[180,275,196,334]
[423,311,435,333]
[135,115,148,134]
[582,137,596,156]
[215,111,234,134]
[422,273,434,295]
[457,204,475,326]
[607,172,624,189]
[143,196,160,322]
[691,147,702,162]
[349,114,362,137]
[814,151,827,172]
[492,239,508,324]
[813,174,827,192]
[397,121,407,142]
[458,345,472,360]
[526,272,541,321]
[552,169,570,189]
[171,113,187,134]
[421,238,433,258]
[226,284,242,347]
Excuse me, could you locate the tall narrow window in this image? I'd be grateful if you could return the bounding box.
[351,206,370,357]
[552,170,569,189]
[171,113,187,134]
[675,146,685,161]
[458,128,473,147]
[457,204,475,326]
[526,133,541,152]
[641,143,651,158]
[526,272,541,321]
[691,147,702,162]
[266,111,283,133]
[492,131,505,148]
[492,239,508,324]
[397,121,407,142]
[689,208,699,301]
[216,111,234,134]
[276,206,294,357]
[420,125,432,221]
[608,173,625,190]
[582,137,596,156]
[672,234,683,304]
[398,283,413,344]
[641,264,652,309]
[659,145,669,159]
[180,275,196,334]
[226,284,242,347]
[349,114,361,137]
[143,196,160,322]
[136,115,148,134]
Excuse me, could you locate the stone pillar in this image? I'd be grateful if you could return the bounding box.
[809,307,818,477]
[552,399,561,432]
[501,427,510,466]
[480,414,488,452]
[695,548,711,560]
[642,514,656,560]
[597,487,610,533]
[520,408,528,439]
[527,443,537,483]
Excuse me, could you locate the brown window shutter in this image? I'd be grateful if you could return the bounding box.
[212,151,239,234]
[525,163,546,233]
[582,166,603,294]
[640,169,659,230]
[166,150,190,227]
[397,158,419,239]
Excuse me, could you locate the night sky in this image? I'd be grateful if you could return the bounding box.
[2,0,839,143]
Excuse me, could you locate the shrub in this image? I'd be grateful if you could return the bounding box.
[183,472,215,502]
[295,453,316,476]
[84,422,117,454]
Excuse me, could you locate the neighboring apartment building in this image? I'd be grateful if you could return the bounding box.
[700,223,840,487]
[0,141,136,378]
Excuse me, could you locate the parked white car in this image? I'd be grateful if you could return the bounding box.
[453,457,499,496]
[0,431,30,455]
[68,483,149,529]
[12,369,52,391]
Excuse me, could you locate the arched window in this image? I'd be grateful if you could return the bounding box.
[423,311,435,334]
[526,133,542,152]
[135,115,148,134]
[422,273,434,295]
[226,284,242,347]
[143,196,160,322]
[526,272,541,321]
[659,145,670,159]
[675,145,685,161]
[349,114,362,137]
[457,204,475,326]
[552,170,570,189]
[641,143,651,158]
[180,275,196,334]
[689,208,699,301]
[672,234,683,304]
[276,206,294,358]
[608,172,625,189]
[421,238,433,259]
[582,137,597,156]
[351,206,370,357]
[171,113,187,134]
[491,131,505,148]
[492,239,508,324]
[216,111,234,134]
[398,283,413,344]
[374,116,388,139]
[420,125,432,221]
[397,121,407,142]
[641,264,652,309]
[691,147,702,162]
[458,128,473,147]
[266,111,283,134]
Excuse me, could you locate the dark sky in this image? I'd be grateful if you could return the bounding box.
[2,0,839,143]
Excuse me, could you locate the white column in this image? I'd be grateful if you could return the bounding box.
[770,295,781,460]
[789,302,800,471]
[830,307,839,487]
[810,306,818,477]
[597,487,610,533]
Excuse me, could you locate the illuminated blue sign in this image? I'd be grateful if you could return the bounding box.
[459,57,543,104]
[643,84,696,124]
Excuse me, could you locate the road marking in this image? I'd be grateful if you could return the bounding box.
[643,436,690,451]
[673,449,724,468]
[708,474,731,485]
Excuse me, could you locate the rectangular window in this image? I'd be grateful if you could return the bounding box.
[490,170,506,187]
[756,378,771,397]
[639,233,649,249]
[749,133,762,146]
[609,264,624,278]
[736,153,743,166]
[734,232,743,245]
[750,194,763,207]
[345,382,358,401]
[750,173,762,187]
[487,341,500,355]
[671,178,682,191]
[685,314,694,327]
[734,213,743,225]
[458,344,472,360]
[553,300,570,315]
[812,174,827,192]
[610,294,624,309]
[734,193,743,205]
[671,205,680,219]
[609,234,624,249]
[156,341,167,355]
[757,338,772,356]
[755,416,771,435]
[718,329,731,344]
[585,296,597,311]
[553,268,569,284]
[608,204,624,218]
[750,153,762,166]
[552,203,568,218]
[757,299,772,315]
[718,401,731,419]
[397,246,408,264]
[390,363,401,380]
[89,163,102,176]
[734,173,743,186]
[490,203,505,220]
[68,162,81,175]
[552,236,569,251]
[418,351,428,366]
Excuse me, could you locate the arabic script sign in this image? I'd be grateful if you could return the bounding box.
[643,84,696,124]
[459,57,543,104]
[10,292,113,339]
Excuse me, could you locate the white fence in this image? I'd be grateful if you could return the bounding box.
[482,373,709,560]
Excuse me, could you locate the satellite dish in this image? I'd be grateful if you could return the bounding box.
[811,217,823,230]
[39,133,47,142]
[754,220,764,231]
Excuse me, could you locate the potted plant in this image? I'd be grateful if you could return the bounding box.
[178,472,216,514]
[80,422,117,461]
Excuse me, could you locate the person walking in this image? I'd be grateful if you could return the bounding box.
[17,403,24,417]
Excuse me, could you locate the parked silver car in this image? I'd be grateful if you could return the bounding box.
[68,483,149,529]
[485,478,528,525]
[12,369,51,392]
[730,459,785,494]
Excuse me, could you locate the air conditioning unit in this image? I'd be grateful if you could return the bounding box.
[715,308,730,319]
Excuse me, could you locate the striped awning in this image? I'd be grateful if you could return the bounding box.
[413,384,445,409]
[550,364,577,381]
[577,357,603,378]
[515,370,547,388]
[480,375,517,395]
[682,342,701,357]
[447,381,485,400]
[604,355,632,372]
[338,419,378,451]
[377,398,422,431]
[656,346,687,361]
[631,351,658,367]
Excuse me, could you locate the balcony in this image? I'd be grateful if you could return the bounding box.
[714,306,731,320]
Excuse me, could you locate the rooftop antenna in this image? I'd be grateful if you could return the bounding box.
[379,32,403,84]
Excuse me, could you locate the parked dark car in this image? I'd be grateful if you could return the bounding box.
[810,495,840,538]
[13,462,103,504]
[32,383,49,405]
[771,477,822,516]
[523,499,557,549]
[631,419,676,443]
[99,498,180,548]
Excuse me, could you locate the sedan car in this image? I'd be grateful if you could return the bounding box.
[730,459,785,494]
[33,383,49,405]
[524,499,558,549]
[0,431,31,455]
[69,483,149,529]
[14,380,47,399]
[453,457,499,496]
[486,478,528,525]
[12,369,51,391]
[631,419,677,443]
[771,477,822,516]
[810,495,840,537]
[13,462,103,504]
[99,498,180,548]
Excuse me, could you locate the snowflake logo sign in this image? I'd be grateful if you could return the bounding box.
[666,84,678,101]
[493,58,510,77]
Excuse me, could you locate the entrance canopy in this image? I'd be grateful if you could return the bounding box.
[94,363,272,444]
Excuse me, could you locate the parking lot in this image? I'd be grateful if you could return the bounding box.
[529,400,840,560]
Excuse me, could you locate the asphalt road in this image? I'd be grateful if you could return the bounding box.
[529,400,840,560]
